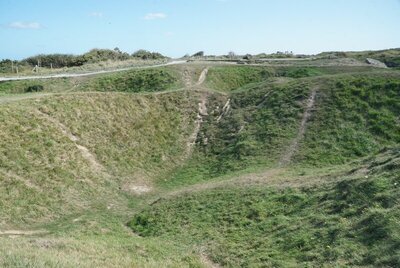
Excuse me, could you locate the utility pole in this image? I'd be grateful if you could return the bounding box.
[11,61,14,73]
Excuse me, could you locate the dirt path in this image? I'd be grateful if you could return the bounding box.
[280,89,317,166]
[0,66,214,106]
[186,93,208,157]
[196,68,209,85]
[162,169,282,200]
[0,170,41,192]
[155,162,349,205]
[0,230,48,236]
[0,93,53,104]
[199,250,220,268]
[36,109,155,195]
[185,68,210,155]
[183,69,193,88]
[0,61,186,82]
[36,110,105,174]
[217,98,231,122]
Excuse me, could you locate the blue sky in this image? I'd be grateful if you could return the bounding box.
[1,0,399,59]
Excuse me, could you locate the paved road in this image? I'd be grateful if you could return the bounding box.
[0,60,186,82]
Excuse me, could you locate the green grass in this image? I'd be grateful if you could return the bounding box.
[295,76,400,165]
[82,67,182,93]
[275,67,324,78]
[0,225,203,267]
[160,80,310,188]
[0,63,399,267]
[0,78,77,94]
[161,73,400,188]
[205,66,274,92]
[0,91,198,225]
[130,149,400,267]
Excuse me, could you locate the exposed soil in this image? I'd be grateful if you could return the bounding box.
[0,230,48,236]
[124,185,152,195]
[0,170,41,192]
[199,249,220,268]
[183,68,193,87]
[36,110,105,173]
[186,69,209,156]
[217,98,231,122]
[280,89,317,166]
[197,68,209,85]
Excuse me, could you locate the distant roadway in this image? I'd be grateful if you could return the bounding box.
[0,60,186,82]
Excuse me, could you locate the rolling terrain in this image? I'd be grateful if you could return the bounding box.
[0,56,399,267]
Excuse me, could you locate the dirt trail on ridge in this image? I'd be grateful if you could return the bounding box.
[186,68,209,156]
[160,169,283,200]
[183,69,193,88]
[280,89,317,166]
[36,110,106,174]
[0,230,48,236]
[196,68,209,85]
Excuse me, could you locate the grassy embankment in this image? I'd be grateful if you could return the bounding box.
[0,64,399,267]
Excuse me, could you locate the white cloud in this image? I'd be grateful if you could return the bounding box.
[89,12,103,18]
[8,21,42,29]
[164,31,174,37]
[144,13,167,20]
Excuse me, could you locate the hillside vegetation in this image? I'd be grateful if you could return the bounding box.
[162,71,400,189]
[1,48,168,75]
[319,48,400,68]
[0,61,399,267]
[0,91,198,225]
[131,148,400,267]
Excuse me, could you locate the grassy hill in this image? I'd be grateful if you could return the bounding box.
[0,61,399,267]
[318,48,400,68]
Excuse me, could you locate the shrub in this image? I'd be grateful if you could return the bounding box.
[132,50,166,60]
[25,85,44,93]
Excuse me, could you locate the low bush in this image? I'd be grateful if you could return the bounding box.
[25,85,44,92]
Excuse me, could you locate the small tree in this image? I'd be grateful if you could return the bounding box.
[228,51,236,60]
[132,50,166,60]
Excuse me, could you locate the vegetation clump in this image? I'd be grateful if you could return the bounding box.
[131,49,167,60]
[25,85,44,92]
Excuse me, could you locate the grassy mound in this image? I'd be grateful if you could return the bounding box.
[84,68,181,93]
[205,66,274,92]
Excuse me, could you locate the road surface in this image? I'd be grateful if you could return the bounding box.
[0,60,186,82]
